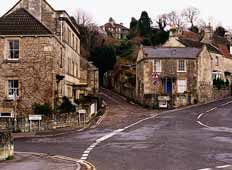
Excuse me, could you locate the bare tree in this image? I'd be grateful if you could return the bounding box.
[182,7,200,27]
[74,9,93,26]
[158,11,184,29]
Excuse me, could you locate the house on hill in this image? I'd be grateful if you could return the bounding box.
[101,17,129,40]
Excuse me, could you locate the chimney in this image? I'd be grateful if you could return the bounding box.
[201,23,213,43]
[21,0,42,21]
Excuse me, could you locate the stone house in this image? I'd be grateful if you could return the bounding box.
[136,45,213,108]
[101,18,129,39]
[136,28,232,108]
[0,0,92,118]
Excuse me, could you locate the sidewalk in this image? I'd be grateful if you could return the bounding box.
[0,152,80,170]
[13,126,86,139]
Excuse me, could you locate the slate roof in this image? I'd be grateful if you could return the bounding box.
[0,8,52,35]
[178,38,222,55]
[143,47,201,59]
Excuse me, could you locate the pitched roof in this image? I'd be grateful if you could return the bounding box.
[143,47,201,59]
[179,31,201,41]
[178,38,222,55]
[0,8,52,35]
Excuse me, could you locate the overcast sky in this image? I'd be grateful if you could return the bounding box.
[1,0,231,28]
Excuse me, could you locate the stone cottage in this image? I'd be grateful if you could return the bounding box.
[0,0,91,118]
[136,27,232,108]
[136,45,213,108]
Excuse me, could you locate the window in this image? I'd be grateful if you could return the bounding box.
[8,80,19,99]
[178,60,186,72]
[155,60,162,72]
[68,29,71,45]
[177,80,187,93]
[8,40,19,59]
[212,71,221,80]
[216,56,219,66]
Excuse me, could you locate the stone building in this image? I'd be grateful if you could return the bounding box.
[0,0,92,118]
[136,28,232,108]
[136,45,213,108]
[101,18,129,39]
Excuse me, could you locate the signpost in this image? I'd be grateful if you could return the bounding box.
[78,109,86,127]
[29,115,42,131]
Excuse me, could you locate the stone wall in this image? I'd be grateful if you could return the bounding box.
[0,131,13,161]
[213,88,231,101]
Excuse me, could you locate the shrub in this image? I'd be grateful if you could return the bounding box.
[142,38,152,46]
[58,97,76,114]
[32,103,53,116]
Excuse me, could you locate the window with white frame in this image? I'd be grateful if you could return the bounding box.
[8,40,19,59]
[8,80,19,99]
[155,60,162,72]
[212,71,221,80]
[177,80,187,93]
[177,60,186,72]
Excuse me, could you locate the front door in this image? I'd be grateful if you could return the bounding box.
[164,79,172,94]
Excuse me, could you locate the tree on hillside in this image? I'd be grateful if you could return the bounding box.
[74,9,93,26]
[182,7,200,27]
[91,46,116,84]
[158,11,184,29]
[129,17,139,38]
[215,26,226,37]
[138,11,152,37]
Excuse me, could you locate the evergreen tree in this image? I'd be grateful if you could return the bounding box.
[138,11,152,37]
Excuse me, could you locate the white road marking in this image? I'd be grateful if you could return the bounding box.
[198,168,212,170]
[197,113,205,120]
[221,101,232,106]
[216,164,231,168]
[80,114,159,161]
[206,107,217,113]
[196,121,210,128]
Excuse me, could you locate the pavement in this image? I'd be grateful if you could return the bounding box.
[13,89,232,170]
[0,152,80,170]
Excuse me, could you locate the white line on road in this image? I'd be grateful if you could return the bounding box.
[196,121,210,128]
[221,101,232,106]
[216,164,231,168]
[206,107,217,113]
[80,114,160,161]
[197,113,205,120]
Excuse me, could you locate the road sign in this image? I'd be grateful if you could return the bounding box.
[29,115,42,121]
[152,72,160,85]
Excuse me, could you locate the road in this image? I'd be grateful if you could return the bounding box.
[14,89,232,170]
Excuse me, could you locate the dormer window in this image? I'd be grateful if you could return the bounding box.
[8,40,19,60]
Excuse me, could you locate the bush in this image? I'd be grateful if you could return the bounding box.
[32,103,53,116]
[58,97,76,114]
[142,38,152,46]
[213,78,225,90]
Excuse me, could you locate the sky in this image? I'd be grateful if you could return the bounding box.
[1,0,232,29]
